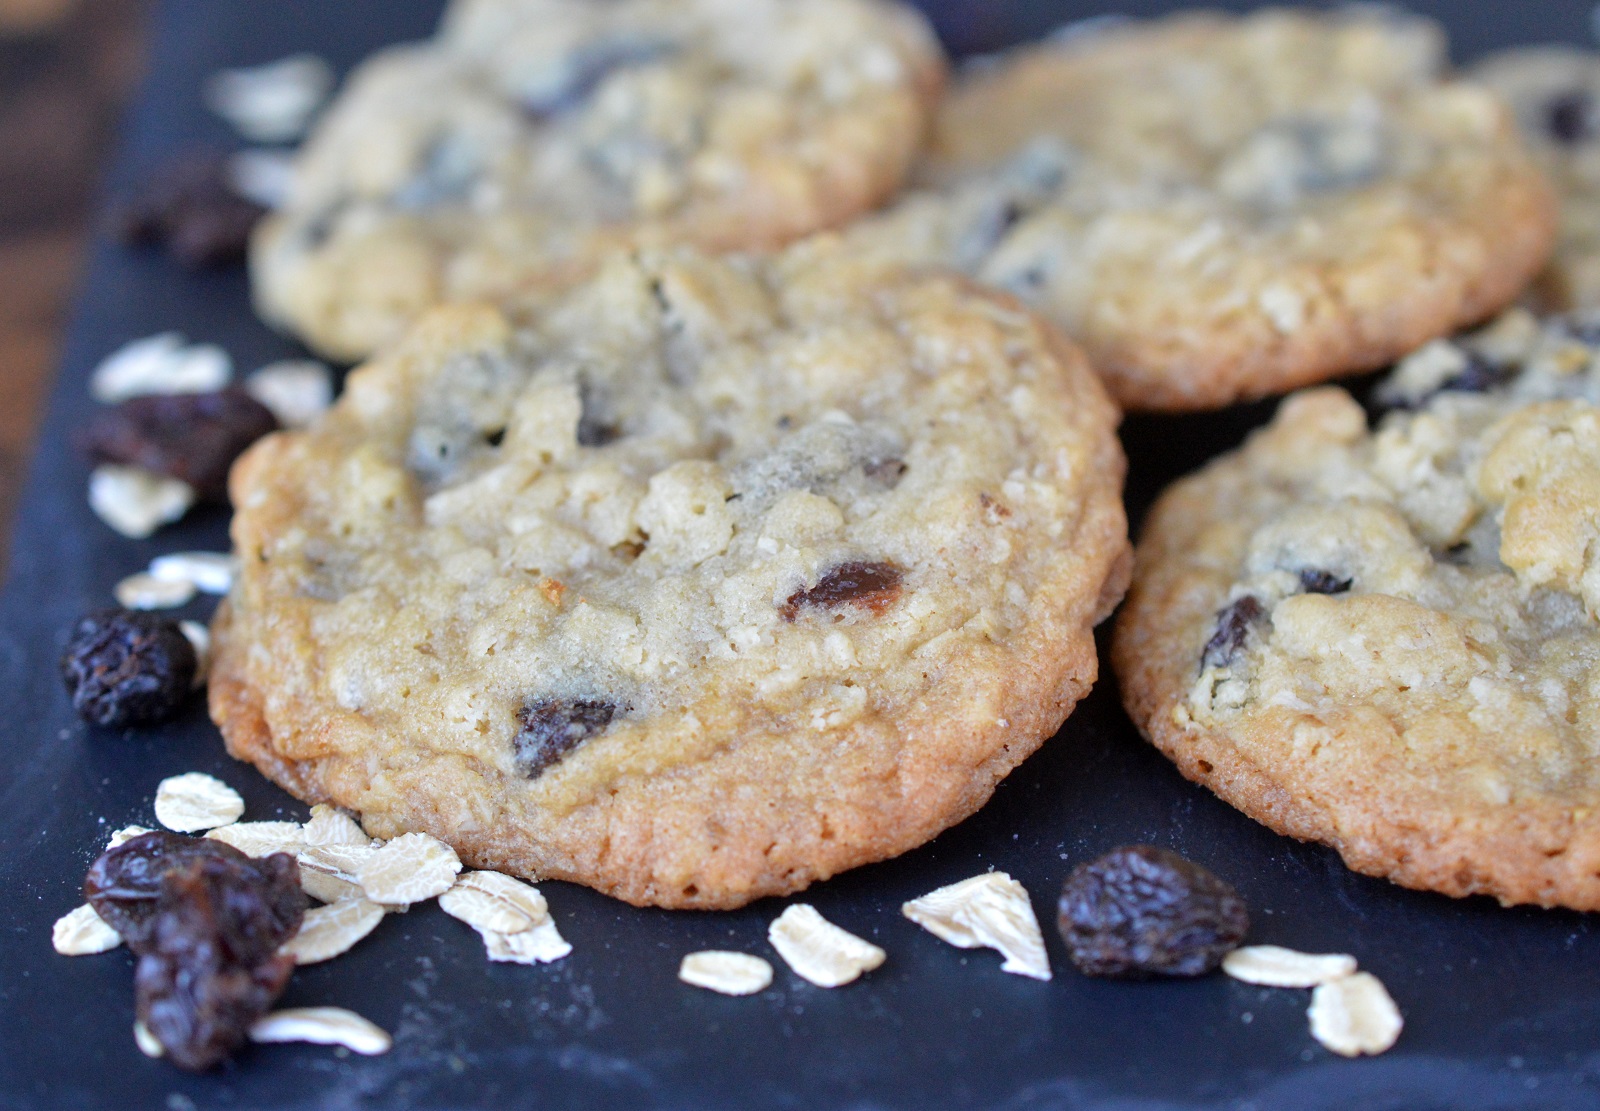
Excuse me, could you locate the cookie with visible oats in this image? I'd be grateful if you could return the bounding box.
[249,0,945,362]
[210,246,1130,910]
[1474,47,1600,311]
[834,8,1555,411]
[1114,308,1600,909]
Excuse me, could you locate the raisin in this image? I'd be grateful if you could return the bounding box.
[780,561,904,623]
[77,388,279,502]
[61,610,196,728]
[1057,845,1249,978]
[111,151,266,269]
[864,457,907,487]
[577,384,620,447]
[514,698,619,777]
[1547,89,1596,145]
[1437,351,1513,396]
[1199,595,1264,670]
[84,835,306,1070]
[1298,569,1353,595]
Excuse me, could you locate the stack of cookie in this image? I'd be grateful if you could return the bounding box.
[213,1,1600,913]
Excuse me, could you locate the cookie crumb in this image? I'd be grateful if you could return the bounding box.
[767,904,885,987]
[679,951,773,996]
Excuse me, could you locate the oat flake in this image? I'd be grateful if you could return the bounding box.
[679,951,773,996]
[133,1021,164,1058]
[439,871,548,935]
[301,804,369,847]
[88,465,195,540]
[281,898,385,965]
[297,841,375,903]
[245,360,333,428]
[249,1007,392,1056]
[477,919,571,965]
[902,872,1052,981]
[106,824,152,850]
[179,620,212,689]
[154,772,245,832]
[149,551,237,595]
[1308,972,1403,1057]
[1223,945,1358,989]
[768,904,885,988]
[227,148,296,209]
[52,904,121,956]
[356,832,460,905]
[89,332,231,403]
[113,571,196,611]
[206,820,304,858]
[205,54,333,143]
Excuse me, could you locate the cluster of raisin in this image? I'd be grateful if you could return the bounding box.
[85,831,307,1070]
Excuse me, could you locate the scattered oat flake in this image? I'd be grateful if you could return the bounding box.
[249,1007,391,1056]
[439,871,548,935]
[89,332,232,403]
[153,772,245,832]
[679,951,773,996]
[1308,972,1403,1057]
[227,148,296,209]
[297,841,376,902]
[477,919,571,965]
[206,820,304,858]
[903,872,1051,981]
[133,1021,164,1058]
[281,898,385,965]
[179,620,212,688]
[356,832,460,905]
[245,360,333,428]
[114,571,195,611]
[52,904,121,955]
[1223,945,1358,989]
[768,904,885,988]
[88,465,195,539]
[205,54,333,143]
[301,804,369,847]
[106,824,152,850]
[297,861,366,905]
[149,551,237,594]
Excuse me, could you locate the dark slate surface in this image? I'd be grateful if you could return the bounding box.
[3,2,1600,1109]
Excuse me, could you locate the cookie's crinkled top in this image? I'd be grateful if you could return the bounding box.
[224,247,1124,827]
[840,7,1553,411]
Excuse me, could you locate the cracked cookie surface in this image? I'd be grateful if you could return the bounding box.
[834,8,1554,411]
[249,0,945,362]
[1114,310,1600,909]
[211,246,1129,909]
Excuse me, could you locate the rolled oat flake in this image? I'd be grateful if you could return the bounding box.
[767,904,885,988]
[248,1007,391,1055]
[1308,972,1403,1057]
[679,951,774,996]
[153,771,245,832]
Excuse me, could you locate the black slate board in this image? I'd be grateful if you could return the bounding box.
[4,3,1600,1109]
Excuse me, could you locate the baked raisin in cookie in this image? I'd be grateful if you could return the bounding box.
[211,245,1130,909]
[835,9,1554,411]
[1474,48,1600,311]
[1114,309,1600,910]
[250,0,945,362]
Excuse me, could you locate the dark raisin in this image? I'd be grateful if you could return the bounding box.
[1298,569,1352,595]
[863,457,907,487]
[780,561,904,623]
[1057,845,1249,978]
[110,151,266,269]
[577,384,620,447]
[61,610,196,728]
[86,834,307,1071]
[77,387,279,502]
[514,698,619,777]
[1547,89,1597,145]
[1437,351,1513,397]
[1199,595,1264,670]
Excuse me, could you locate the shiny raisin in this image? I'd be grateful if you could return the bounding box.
[780,561,904,622]
[61,610,196,728]
[77,388,278,503]
[513,698,619,777]
[1298,569,1353,595]
[1199,595,1264,670]
[1057,845,1249,978]
[111,151,266,268]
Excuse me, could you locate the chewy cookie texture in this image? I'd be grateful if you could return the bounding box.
[838,7,1555,411]
[251,0,946,362]
[211,247,1129,909]
[1115,309,1600,910]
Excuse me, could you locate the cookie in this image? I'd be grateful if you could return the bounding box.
[835,8,1555,411]
[250,0,946,362]
[210,246,1130,910]
[1114,308,1600,909]
[1473,47,1600,311]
